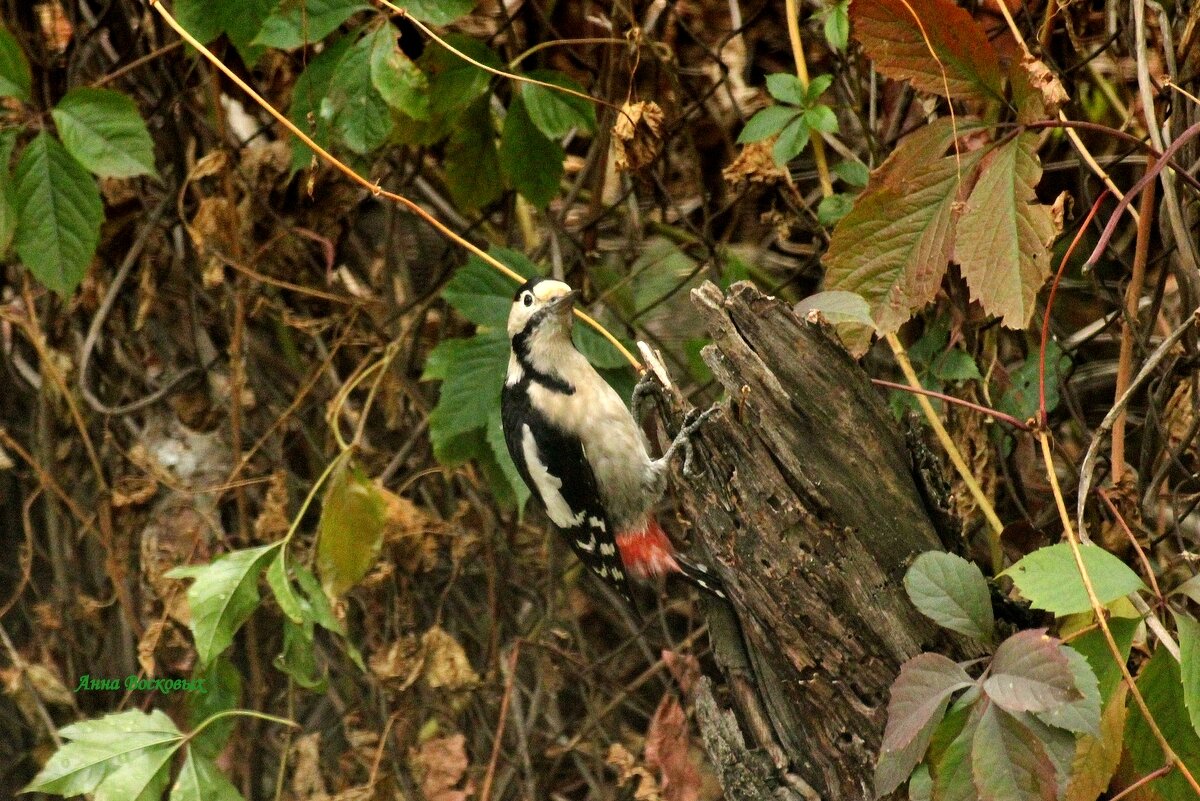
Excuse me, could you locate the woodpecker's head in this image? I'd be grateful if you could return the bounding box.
[507,278,577,341]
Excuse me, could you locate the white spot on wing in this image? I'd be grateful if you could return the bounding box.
[522,424,584,529]
[588,516,606,531]
[599,542,615,556]
[576,531,597,552]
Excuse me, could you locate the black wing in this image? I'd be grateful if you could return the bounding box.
[501,382,631,602]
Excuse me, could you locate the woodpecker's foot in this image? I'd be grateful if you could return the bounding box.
[631,369,666,424]
[663,404,721,477]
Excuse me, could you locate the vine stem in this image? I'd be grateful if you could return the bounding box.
[885,333,1004,572]
[784,0,833,198]
[1038,189,1110,425]
[1038,431,1200,796]
[145,0,642,372]
[186,708,298,743]
[1111,159,1157,483]
[869,378,1031,431]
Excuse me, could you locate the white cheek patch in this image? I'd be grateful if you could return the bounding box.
[522,425,584,529]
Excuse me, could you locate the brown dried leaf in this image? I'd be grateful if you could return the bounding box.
[111,474,159,508]
[662,650,702,697]
[421,626,480,692]
[645,696,701,801]
[613,101,665,172]
[1019,56,1069,117]
[368,634,423,690]
[290,732,330,800]
[412,734,473,801]
[35,1,73,54]
[377,482,444,573]
[722,140,789,187]
[138,618,166,675]
[255,470,290,543]
[607,742,663,800]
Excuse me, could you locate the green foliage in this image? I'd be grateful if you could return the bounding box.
[174,0,273,65]
[402,0,477,25]
[0,24,31,101]
[880,548,1106,798]
[794,289,875,356]
[887,317,981,417]
[316,458,386,597]
[997,340,1071,424]
[370,23,430,120]
[0,131,16,258]
[500,96,564,208]
[904,552,994,643]
[737,72,838,166]
[1177,612,1200,737]
[1000,543,1146,617]
[165,544,278,667]
[172,749,244,801]
[23,709,185,800]
[1068,616,1138,704]
[444,98,504,208]
[521,71,596,138]
[254,0,369,50]
[51,87,158,178]
[327,31,394,155]
[820,0,850,51]
[1126,645,1200,799]
[13,133,103,296]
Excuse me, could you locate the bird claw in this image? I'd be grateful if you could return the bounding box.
[632,370,666,424]
[666,404,721,477]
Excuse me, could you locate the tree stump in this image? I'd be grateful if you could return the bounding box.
[675,282,976,799]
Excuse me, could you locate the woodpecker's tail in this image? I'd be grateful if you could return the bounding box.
[674,553,727,599]
[615,518,727,599]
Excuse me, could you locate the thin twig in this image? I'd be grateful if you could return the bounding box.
[784,0,833,197]
[869,378,1031,430]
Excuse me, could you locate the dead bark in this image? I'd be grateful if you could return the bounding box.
[672,282,978,799]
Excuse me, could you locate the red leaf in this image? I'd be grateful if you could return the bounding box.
[851,0,1004,102]
[983,629,1080,714]
[645,695,701,801]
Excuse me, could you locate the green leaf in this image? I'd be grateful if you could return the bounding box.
[316,458,386,596]
[833,159,869,188]
[442,248,538,326]
[93,743,178,801]
[1178,611,1200,737]
[971,704,1057,801]
[52,87,157,178]
[187,658,242,758]
[0,130,16,257]
[574,321,636,371]
[983,629,1079,714]
[737,106,798,143]
[956,135,1058,328]
[806,74,834,104]
[369,23,430,120]
[501,96,564,208]
[266,550,306,624]
[521,70,596,138]
[908,763,932,801]
[402,0,477,25]
[444,97,503,208]
[823,121,981,334]
[1126,645,1200,800]
[904,551,995,642]
[876,653,974,796]
[288,34,355,171]
[274,615,326,688]
[165,544,278,666]
[772,116,810,165]
[850,0,1004,102]
[171,748,245,801]
[424,329,511,449]
[1033,644,1100,737]
[1000,543,1146,617]
[1068,616,1137,705]
[804,105,839,135]
[794,289,874,355]
[253,0,369,49]
[24,709,182,796]
[13,132,103,297]
[328,31,393,155]
[765,73,806,105]
[932,350,981,383]
[176,0,273,66]
[823,0,849,51]
[486,413,530,511]
[996,339,1070,423]
[932,704,980,801]
[424,35,497,118]
[816,193,855,227]
[0,24,31,101]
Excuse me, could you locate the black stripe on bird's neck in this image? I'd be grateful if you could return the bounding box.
[511,324,574,395]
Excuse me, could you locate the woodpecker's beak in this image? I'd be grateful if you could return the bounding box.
[533,280,577,316]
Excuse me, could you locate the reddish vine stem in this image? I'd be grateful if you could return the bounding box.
[1086,119,1200,269]
[1038,190,1111,426]
[1108,763,1174,801]
[1112,158,1157,483]
[1097,487,1163,603]
[869,379,1030,431]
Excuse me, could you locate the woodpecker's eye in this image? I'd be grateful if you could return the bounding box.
[522,292,533,307]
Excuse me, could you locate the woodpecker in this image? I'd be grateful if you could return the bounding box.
[500,277,724,604]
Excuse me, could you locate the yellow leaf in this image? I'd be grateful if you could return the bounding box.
[316,460,385,597]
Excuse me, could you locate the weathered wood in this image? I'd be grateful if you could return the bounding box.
[675,282,976,799]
